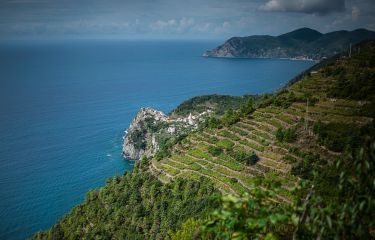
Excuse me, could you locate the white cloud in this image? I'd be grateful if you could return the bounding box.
[191,22,213,33]
[149,17,195,33]
[213,21,231,34]
[259,0,345,15]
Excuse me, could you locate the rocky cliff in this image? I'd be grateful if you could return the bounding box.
[122,108,167,160]
[123,107,211,160]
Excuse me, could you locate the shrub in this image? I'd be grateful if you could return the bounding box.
[284,128,297,143]
[221,109,240,126]
[246,153,260,165]
[129,129,147,149]
[240,97,255,117]
[275,127,297,143]
[202,179,293,239]
[275,128,284,142]
[205,117,221,129]
[229,150,259,166]
[154,146,171,161]
[208,146,223,157]
[313,121,360,152]
[216,139,235,150]
[291,152,321,179]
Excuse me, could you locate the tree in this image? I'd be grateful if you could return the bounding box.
[221,109,240,126]
[205,117,221,129]
[169,218,202,240]
[246,153,259,165]
[241,97,255,116]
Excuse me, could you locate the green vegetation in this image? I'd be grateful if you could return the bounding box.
[221,109,241,126]
[275,127,297,143]
[216,139,235,150]
[228,148,259,166]
[171,94,256,117]
[34,41,375,239]
[313,121,361,152]
[205,28,375,60]
[155,134,187,161]
[203,117,221,129]
[207,146,223,157]
[291,151,322,179]
[328,65,375,101]
[201,140,375,239]
[296,141,375,239]
[33,161,219,240]
[129,129,147,149]
[202,179,293,240]
[169,218,203,240]
[240,97,255,116]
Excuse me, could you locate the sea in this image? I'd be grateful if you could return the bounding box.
[0,39,314,239]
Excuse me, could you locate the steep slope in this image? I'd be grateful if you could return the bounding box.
[32,41,375,239]
[153,42,374,197]
[204,28,375,60]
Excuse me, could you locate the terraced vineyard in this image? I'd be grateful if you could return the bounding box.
[149,56,374,198]
[32,41,375,240]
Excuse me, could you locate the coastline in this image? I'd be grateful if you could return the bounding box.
[202,54,318,62]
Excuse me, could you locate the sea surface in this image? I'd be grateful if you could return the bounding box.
[0,40,314,239]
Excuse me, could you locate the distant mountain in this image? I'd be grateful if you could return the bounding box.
[203,28,375,60]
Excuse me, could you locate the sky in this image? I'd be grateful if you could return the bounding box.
[0,0,374,40]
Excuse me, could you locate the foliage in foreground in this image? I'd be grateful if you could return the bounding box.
[296,141,375,239]
[202,179,295,240]
[199,141,375,240]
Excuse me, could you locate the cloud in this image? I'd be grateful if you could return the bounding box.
[213,21,231,34]
[149,17,195,33]
[259,0,345,15]
[351,6,360,20]
[1,0,374,39]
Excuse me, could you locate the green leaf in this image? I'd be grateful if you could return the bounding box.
[264,232,278,240]
[269,215,278,225]
[326,216,332,229]
[359,201,366,211]
[291,214,299,226]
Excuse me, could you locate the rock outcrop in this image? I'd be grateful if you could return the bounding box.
[122,108,167,160]
[123,107,212,160]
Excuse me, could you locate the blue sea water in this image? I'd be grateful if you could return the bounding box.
[0,40,314,239]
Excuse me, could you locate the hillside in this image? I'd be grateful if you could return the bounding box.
[33,41,375,239]
[204,28,375,60]
[152,43,374,195]
[123,95,255,160]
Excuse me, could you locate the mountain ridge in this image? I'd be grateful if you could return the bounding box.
[204,28,375,60]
